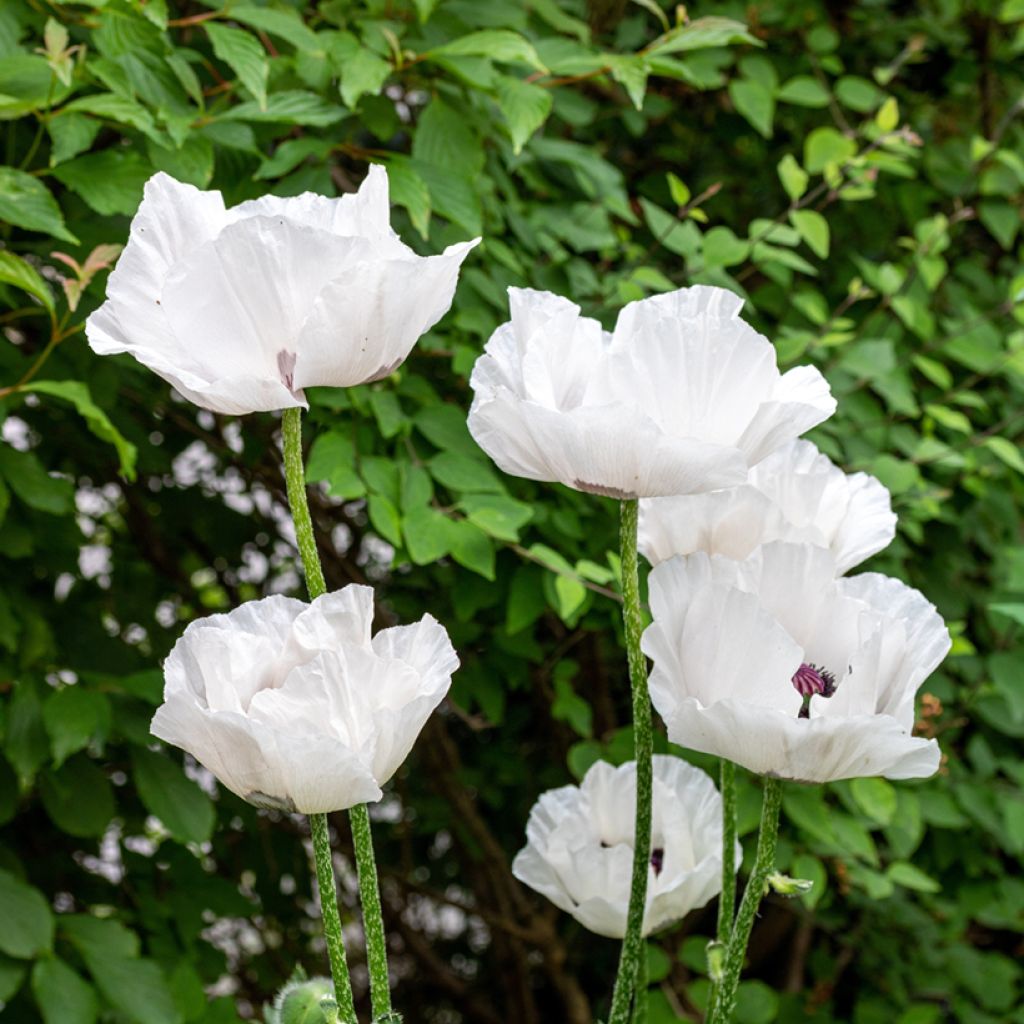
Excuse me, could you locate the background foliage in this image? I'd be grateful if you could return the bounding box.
[1,0,1023,1022]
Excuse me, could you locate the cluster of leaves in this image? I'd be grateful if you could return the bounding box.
[0,0,1022,1022]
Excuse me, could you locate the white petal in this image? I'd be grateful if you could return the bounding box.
[644,553,804,716]
[294,239,479,389]
[838,573,950,725]
[638,487,795,565]
[664,698,940,782]
[468,393,748,498]
[227,164,397,245]
[290,585,376,652]
[609,288,779,445]
[748,441,896,573]
[160,217,379,387]
[738,365,837,465]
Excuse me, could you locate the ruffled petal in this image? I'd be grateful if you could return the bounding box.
[663,698,940,782]
[609,287,779,445]
[837,573,951,726]
[638,487,796,565]
[644,553,804,715]
[160,217,379,388]
[294,239,479,389]
[468,394,749,498]
[738,365,837,465]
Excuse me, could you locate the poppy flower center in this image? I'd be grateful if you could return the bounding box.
[792,662,837,718]
[650,847,665,876]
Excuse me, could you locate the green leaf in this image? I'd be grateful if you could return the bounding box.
[40,758,116,838]
[42,688,111,768]
[413,98,484,175]
[0,955,26,1002]
[32,958,98,1024]
[804,126,857,173]
[789,209,830,258]
[886,861,941,893]
[133,749,216,845]
[384,159,431,239]
[47,114,103,166]
[776,75,830,107]
[205,23,268,109]
[61,94,164,145]
[0,167,77,243]
[402,505,456,565]
[51,148,150,216]
[368,493,402,547]
[222,91,345,127]
[429,452,503,493]
[0,447,73,515]
[231,5,320,51]
[339,48,391,108]
[428,31,547,72]
[875,95,899,132]
[414,404,481,457]
[459,494,533,542]
[495,76,552,154]
[702,226,749,267]
[729,77,774,138]
[0,251,55,315]
[985,436,1024,475]
[778,152,811,200]
[850,777,897,826]
[649,17,760,55]
[551,676,592,737]
[306,431,365,500]
[608,55,650,110]
[448,519,495,579]
[84,955,183,1024]
[24,381,137,479]
[0,868,54,959]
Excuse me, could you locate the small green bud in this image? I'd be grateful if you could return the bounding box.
[706,940,725,983]
[273,976,335,1024]
[767,872,815,898]
[319,996,339,1024]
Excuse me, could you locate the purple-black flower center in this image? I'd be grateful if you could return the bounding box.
[650,847,665,876]
[792,662,837,718]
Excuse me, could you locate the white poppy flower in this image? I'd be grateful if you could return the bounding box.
[642,543,950,783]
[467,286,836,499]
[151,586,458,813]
[639,440,896,573]
[86,166,479,415]
[512,756,738,938]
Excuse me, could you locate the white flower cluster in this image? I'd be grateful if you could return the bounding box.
[89,167,949,946]
[467,282,949,935]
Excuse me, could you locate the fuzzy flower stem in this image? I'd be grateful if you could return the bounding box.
[708,778,784,1024]
[717,759,738,943]
[350,802,392,1019]
[282,406,393,1019]
[309,813,358,1024]
[608,498,654,1024]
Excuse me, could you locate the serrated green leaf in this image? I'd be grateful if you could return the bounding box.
[495,76,552,154]
[339,47,391,108]
[206,22,268,109]
[428,30,547,72]
[51,148,150,216]
[649,16,760,55]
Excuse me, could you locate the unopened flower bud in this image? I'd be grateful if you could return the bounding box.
[768,872,815,898]
[273,977,334,1024]
[706,940,725,982]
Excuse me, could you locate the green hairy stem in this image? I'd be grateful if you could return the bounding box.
[607,499,655,1024]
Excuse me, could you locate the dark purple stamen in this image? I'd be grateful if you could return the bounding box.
[650,848,664,876]
[793,662,837,718]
